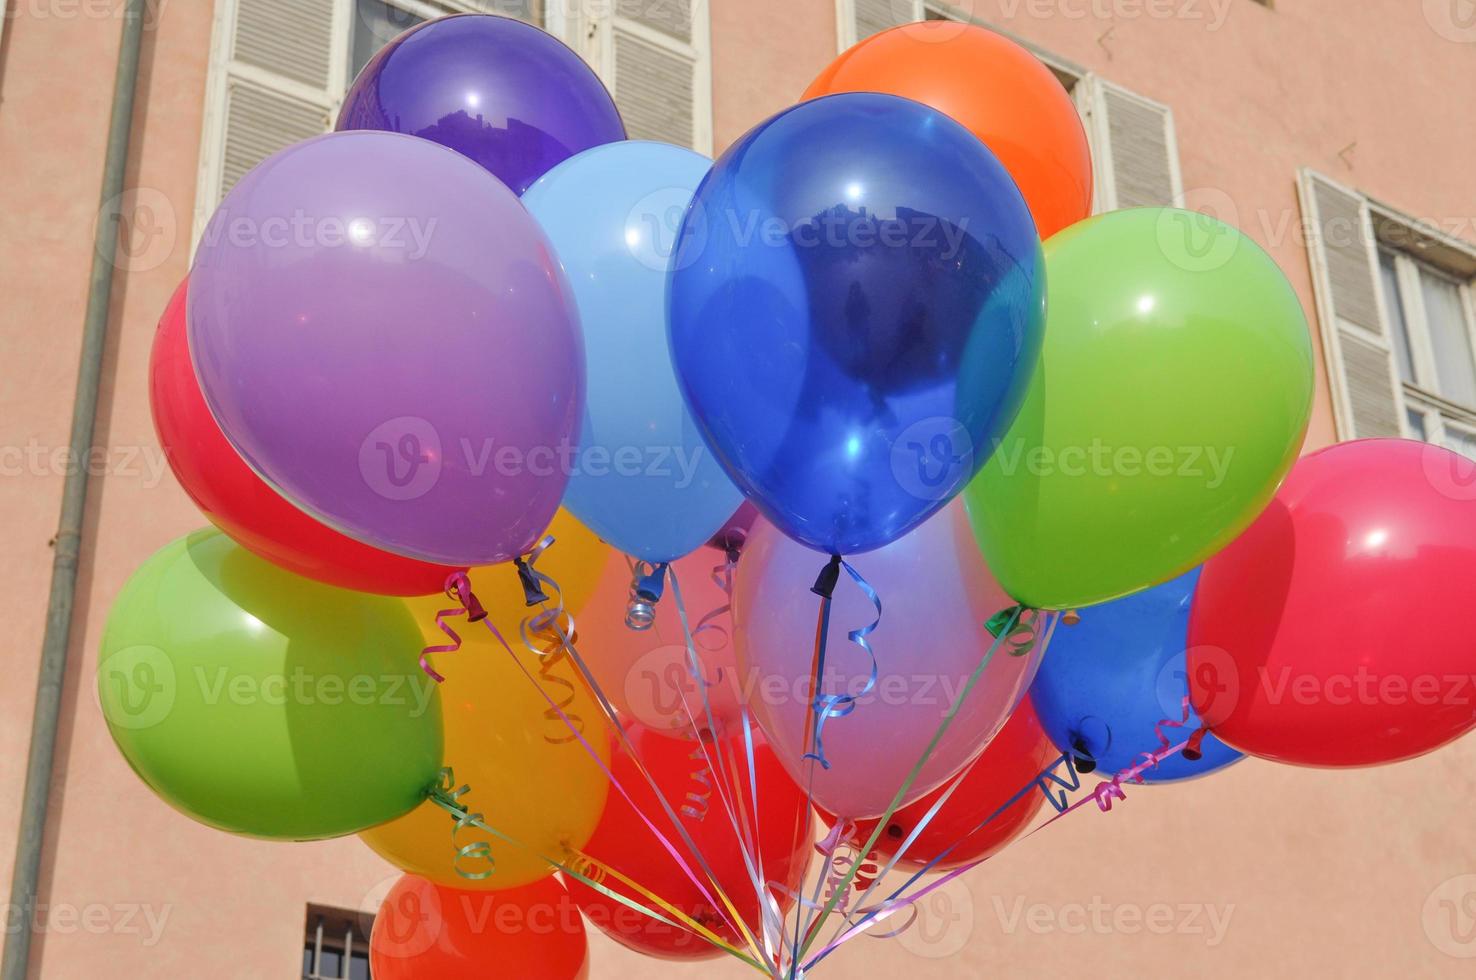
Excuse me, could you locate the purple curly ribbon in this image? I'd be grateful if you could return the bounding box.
[419,571,478,683]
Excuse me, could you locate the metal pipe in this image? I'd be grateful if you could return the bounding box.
[2,1,148,976]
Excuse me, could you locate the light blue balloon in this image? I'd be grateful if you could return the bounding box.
[1031,569,1243,782]
[524,141,743,562]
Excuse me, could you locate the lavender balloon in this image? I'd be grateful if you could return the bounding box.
[189,131,583,567]
[733,500,1043,818]
[338,14,626,194]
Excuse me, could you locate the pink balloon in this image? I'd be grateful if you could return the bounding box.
[577,547,744,739]
[733,501,1042,818]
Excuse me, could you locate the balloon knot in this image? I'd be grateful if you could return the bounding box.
[1182,726,1209,762]
[513,556,550,607]
[1069,733,1098,774]
[811,554,843,599]
[445,572,487,622]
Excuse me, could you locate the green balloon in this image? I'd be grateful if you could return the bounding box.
[98,529,443,840]
[964,208,1313,609]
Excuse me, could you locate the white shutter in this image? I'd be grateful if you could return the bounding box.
[592,0,710,153]
[1080,77,1183,212]
[193,0,344,243]
[838,0,922,48]
[1298,170,1404,439]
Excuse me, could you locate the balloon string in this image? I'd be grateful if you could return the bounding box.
[802,559,882,771]
[803,696,1194,971]
[515,536,585,742]
[418,571,477,683]
[799,604,1029,958]
[424,769,765,970]
[500,546,767,966]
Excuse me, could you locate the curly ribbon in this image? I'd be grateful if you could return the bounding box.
[803,559,882,771]
[804,688,1195,972]
[495,546,768,966]
[802,605,1049,960]
[425,768,763,968]
[418,571,477,683]
[514,536,584,743]
[426,768,496,881]
[690,548,737,654]
[682,742,713,822]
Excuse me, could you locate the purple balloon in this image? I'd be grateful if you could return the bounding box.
[189,131,584,567]
[337,14,626,195]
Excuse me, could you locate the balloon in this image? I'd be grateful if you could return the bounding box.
[371,874,589,980]
[523,142,742,562]
[964,208,1314,609]
[567,724,812,960]
[361,569,612,890]
[1031,570,1242,782]
[709,501,760,552]
[97,529,442,840]
[150,278,458,596]
[576,546,744,739]
[733,501,1045,818]
[189,131,583,567]
[823,698,1056,873]
[1188,439,1476,768]
[338,13,625,195]
[804,22,1091,239]
[668,93,1045,556]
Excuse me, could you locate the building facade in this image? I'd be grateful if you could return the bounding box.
[1,0,1474,976]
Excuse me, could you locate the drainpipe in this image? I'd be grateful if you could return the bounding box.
[2,1,147,977]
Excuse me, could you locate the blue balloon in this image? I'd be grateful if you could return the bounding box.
[1031,570,1243,782]
[524,142,743,563]
[667,93,1045,555]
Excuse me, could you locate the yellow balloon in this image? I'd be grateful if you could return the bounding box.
[361,510,613,890]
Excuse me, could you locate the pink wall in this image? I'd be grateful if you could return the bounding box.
[1,0,1473,976]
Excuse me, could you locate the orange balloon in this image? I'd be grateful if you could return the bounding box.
[371,874,589,980]
[804,22,1092,239]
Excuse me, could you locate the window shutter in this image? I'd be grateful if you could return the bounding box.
[1298,169,1404,439]
[195,0,341,240]
[596,0,710,153]
[844,0,921,46]
[1082,78,1182,211]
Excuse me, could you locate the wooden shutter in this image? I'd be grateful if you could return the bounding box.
[1298,170,1404,439]
[843,0,921,47]
[194,0,342,240]
[595,0,710,152]
[1081,77,1182,211]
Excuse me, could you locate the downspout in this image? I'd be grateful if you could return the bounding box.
[1,1,147,977]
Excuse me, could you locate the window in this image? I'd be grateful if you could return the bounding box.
[838,0,1184,214]
[1300,169,1476,457]
[303,905,374,979]
[195,0,709,243]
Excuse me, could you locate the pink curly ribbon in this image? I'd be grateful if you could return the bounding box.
[419,571,478,683]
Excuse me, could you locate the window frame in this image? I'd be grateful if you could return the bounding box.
[1366,200,1476,450]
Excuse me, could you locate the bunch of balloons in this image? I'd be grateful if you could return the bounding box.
[97,14,1476,979]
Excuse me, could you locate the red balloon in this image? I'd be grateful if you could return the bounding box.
[1188,439,1476,767]
[821,698,1054,873]
[371,874,588,979]
[567,725,812,960]
[150,279,458,595]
